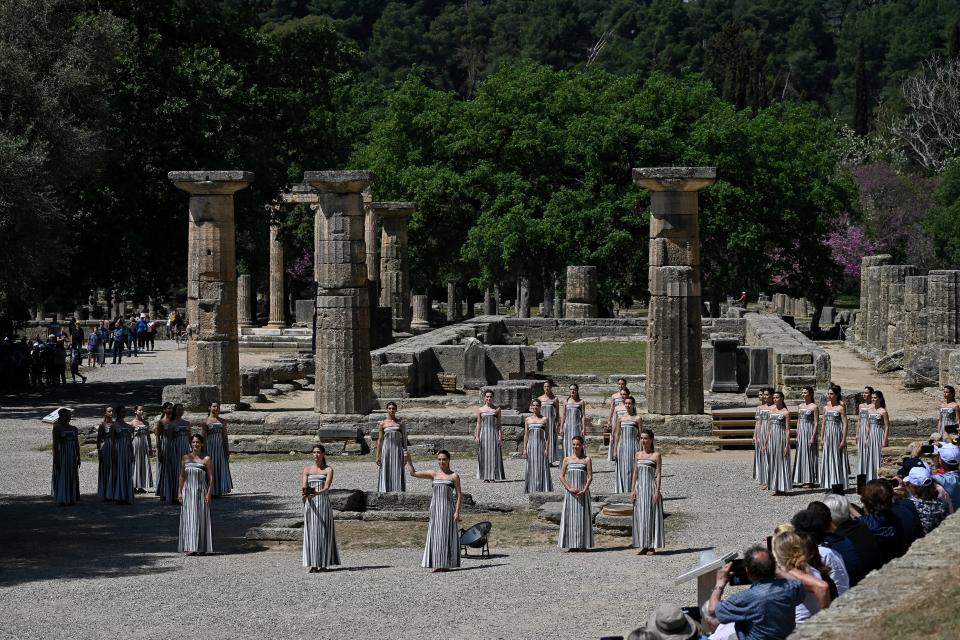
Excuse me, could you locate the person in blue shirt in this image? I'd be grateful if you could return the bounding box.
[708,545,806,640]
[933,443,960,506]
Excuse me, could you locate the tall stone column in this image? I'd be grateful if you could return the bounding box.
[237,274,254,328]
[268,214,286,328]
[447,281,461,322]
[483,287,497,315]
[169,170,253,404]
[543,277,555,318]
[927,270,960,344]
[375,201,414,332]
[878,264,917,354]
[518,276,531,318]
[304,170,374,415]
[363,188,379,289]
[411,294,430,330]
[564,266,597,318]
[553,275,563,318]
[634,166,716,415]
[859,255,892,351]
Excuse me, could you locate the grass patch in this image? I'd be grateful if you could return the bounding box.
[229,452,362,464]
[833,293,860,309]
[544,341,646,375]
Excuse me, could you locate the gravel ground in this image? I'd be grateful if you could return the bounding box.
[1,343,828,640]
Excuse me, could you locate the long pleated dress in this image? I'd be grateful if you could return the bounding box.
[753,409,770,484]
[524,420,553,493]
[165,424,191,503]
[559,462,593,549]
[205,422,233,496]
[563,401,585,457]
[97,423,115,501]
[862,412,884,481]
[941,406,958,438]
[155,422,169,500]
[302,473,340,568]
[422,479,460,569]
[856,407,871,477]
[609,398,625,461]
[632,458,664,550]
[132,424,153,490]
[112,423,135,504]
[615,417,640,493]
[792,408,818,486]
[765,413,793,493]
[477,412,505,481]
[541,400,561,464]
[178,461,213,553]
[52,429,80,505]
[378,424,406,493]
[819,408,849,489]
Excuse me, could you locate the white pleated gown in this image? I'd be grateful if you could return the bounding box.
[422,479,460,569]
[303,473,340,568]
[205,422,233,496]
[132,425,153,490]
[563,402,584,457]
[819,409,849,489]
[52,430,80,505]
[178,461,213,553]
[378,426,406,493]
[524,422,553,493]
[765,413,792,493]
[615,419,639,493]
[632,458,664,549]
[558,462,593,549]
[792,408,818,485]
[477,412,505,481]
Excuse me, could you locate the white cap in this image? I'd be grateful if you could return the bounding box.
[905,466,933,486]
[939,443,960,464]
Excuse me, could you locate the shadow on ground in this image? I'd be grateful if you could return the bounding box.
[0,376,185,421]
[0,490,288,587]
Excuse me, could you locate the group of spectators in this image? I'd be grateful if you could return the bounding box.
[85,314,163,366]
[626,439,959,640]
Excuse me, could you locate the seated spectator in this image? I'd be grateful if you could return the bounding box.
[793,504,856,591]
[889,481,924,546]
[857,480,906,566]
[708,545,806,640]
[897,442,927,478]
[903,466,948,534]
[822,493,882,578]
[933,443,960,505]
[640,604,708,640]
[771,531,830,623]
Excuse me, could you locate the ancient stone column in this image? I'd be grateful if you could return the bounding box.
[564,266,598,318]
[518,276,531,318]
[879,265,918,354]
[542,277,555,318]
[903,275,929,361]
[411,294,430,330]
[633,166,716,415]
[237,274,254,328]
[553,275,563,318]
[483,287,497,315]
[304,170,374,415]
[859,255,892,351]
[927,270,960,344]
[374,201,414,332]
[168,170,253,404]
[446,281,461,322]
[268,215,286,328]
[363,189,379,289]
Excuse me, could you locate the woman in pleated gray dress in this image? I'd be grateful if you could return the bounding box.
[764,391,793,495]
[203,402,233,497]
[96,406,116,501]
[558,435,594,550]
[523,399,553,493]
[753,388,771,487]
[792,387,819,487]
[561,384,587,458]
[168,403,192,503]
[51,409,80,506]
[855,386,874,478]
[607,379,629,461]
[302,444,340,572]
[819,385,850,490]
[178,434,213,555]
[612,396,642,494]
[406,450,462,572]
[938,385,958,439]
[112,407,135,504]
[376,401,407,493]
[631,428,663,555]
[862,390,890,482]
[130,405,153,493]
[155,402,173,501]
[475,391,505,481]
[538,380,561,465]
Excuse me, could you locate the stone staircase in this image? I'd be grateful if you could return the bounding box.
[239,326,312,352]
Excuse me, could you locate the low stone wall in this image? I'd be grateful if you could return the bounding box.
[744,313,830,400]
[789,509,960,639]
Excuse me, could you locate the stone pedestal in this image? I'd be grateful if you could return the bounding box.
[711,338,740,392]
[742,346,772,395]
[304,170,374,415]
[375,201,414,332]
[564,266,597,318]
[237,274,254,328]
[634,166,716,415]
[518,276,531,318]
[169,170,254,404]
[411,294,430,330]
[268,217,286,328]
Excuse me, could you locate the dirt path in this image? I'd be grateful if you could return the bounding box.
[822,341,935,416]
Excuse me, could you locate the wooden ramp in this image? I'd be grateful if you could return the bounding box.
[710,407,798,450]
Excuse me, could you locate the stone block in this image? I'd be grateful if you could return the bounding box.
[903,343,946,389]
[463,337,488,389]
[564,302,597,318]
[327,489,366,512]
[744,346,771,395]
[565,266,597,303]
[294,299,314,326]
[875,350,904,374]
[710,338,740,392]
[820,306,836,325]
[162,384,220,412]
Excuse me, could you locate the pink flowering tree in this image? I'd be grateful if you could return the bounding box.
[824,214,882,280]
[285,249,314,298]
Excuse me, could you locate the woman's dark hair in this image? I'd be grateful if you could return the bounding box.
[861,479,893,514]
[437,449,451,460]
[207,401,220,416]
[617,378,627,385]
[863,385,875,396]
[114,405,125,419]
[161,402,173,413]
[945,385,956,400]
[640,427,655,451]
[912,481,939,501]
[173,403,184,416]
[802,386,814,398]
[544,378,554,387]
[191,434,205,444]
[311,444,326,454]
[386,401,398,410]
[135,405,145,412]
[873,390,886,408]
[772,390,785,406]
[828,384,842,401]
[568,383,580,399]
[531,398,542,408]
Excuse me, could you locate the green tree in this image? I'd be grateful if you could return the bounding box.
[925,159,960,267]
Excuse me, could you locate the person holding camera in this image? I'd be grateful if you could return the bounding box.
[903,466,948,534]
[707,546,806,640]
